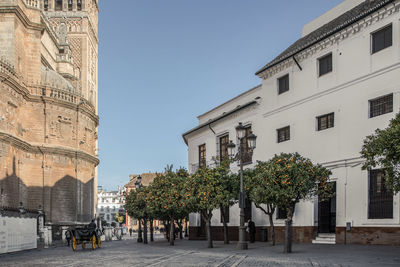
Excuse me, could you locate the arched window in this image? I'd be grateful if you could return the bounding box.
[55,0,62,11]
[77,0,82,11]
[44,0,48,11]
[68,0,73,11]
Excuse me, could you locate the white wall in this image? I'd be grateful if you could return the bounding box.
[0,216,37,254]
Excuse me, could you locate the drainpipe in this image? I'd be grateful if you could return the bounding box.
[208,124,215,134]
[344,159,348,245]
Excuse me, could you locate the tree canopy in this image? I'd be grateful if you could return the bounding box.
[361,112,400,193]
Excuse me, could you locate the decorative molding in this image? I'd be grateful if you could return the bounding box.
[0,72,99,126]
[0,132,99,166]
[258,1,400,80]
[262,61,400,118]
[0,5,44,31]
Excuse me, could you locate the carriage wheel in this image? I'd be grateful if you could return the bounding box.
[91,235,97,250]
[82,242,86,249]
[72,236,77,251]
[97,236,101,248]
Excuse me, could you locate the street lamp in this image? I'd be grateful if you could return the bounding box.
[228,123,257,250]
[135,176,143,243]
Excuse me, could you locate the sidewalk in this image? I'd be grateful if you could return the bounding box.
[1,237,399,266]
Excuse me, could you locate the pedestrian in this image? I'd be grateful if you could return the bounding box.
[65,230,71,246]
[129,228,133,236]
[248,219,256,243]
[88,219,96,230]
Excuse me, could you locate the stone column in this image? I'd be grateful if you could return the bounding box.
[72,0,77,11]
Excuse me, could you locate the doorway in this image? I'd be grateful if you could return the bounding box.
[318,182,336,233]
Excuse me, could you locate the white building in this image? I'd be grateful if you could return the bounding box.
[97,186,126,226]
[183,0,400,245]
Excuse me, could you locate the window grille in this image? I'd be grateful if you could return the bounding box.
[369,94,393,118]
[372,24,392,54]
[317,113,334,131]
[368,169,393,219]
[277,126,290,143]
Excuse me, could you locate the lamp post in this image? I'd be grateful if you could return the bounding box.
[135,175,143,243]
[227,122,257,250]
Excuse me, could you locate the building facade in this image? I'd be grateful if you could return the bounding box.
[0,0,99,227]
[183,0,400,245]
[97,186,125,226]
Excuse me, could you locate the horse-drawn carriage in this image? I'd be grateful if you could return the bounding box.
[68,227,102,251]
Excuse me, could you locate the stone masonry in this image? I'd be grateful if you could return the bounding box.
[0,0,99,226]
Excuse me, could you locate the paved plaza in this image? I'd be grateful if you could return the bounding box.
[1,235,400,267]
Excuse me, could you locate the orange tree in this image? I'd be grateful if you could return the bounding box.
[185,161,236,248]
[243,164,279,246]
[361,112,400,193]
[265,153,333,253]
[147,166,190,246]
[125,186,147,242]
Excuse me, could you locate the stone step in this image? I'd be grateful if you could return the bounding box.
[312,239,336,244]
[312,233,336,244]
[317,233,336,238]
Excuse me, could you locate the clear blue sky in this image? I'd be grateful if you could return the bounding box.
[98,0,343,191]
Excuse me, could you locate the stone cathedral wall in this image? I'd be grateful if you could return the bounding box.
[0,0,99,225]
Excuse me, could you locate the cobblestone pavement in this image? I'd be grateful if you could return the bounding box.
[1,235,400,267]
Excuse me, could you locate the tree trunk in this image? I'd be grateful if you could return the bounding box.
[169,217,175,246]
[178,220,183,239]
[220,207,229,244]
[268,213,275,246]
[150,219,154,242]
[164,221,170,241]
[184,217,188,237]
[143,218,148,244]
[204,211,213,248]
[284,205,295,253]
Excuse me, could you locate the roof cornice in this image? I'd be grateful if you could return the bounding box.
[256,0,397,79]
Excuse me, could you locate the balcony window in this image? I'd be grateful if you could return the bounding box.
[44,0,48,11]
[240,126,253,164]
[68,0,73,11]
[219,134,229,162]
[199,144,206,168]
[368,169,393,219]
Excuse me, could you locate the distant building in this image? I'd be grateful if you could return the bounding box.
[97,186,126,226]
